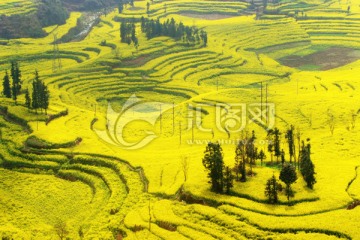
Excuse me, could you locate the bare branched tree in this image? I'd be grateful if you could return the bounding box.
[54,220,69,240]
[181,155,190,182]
[328,113,335,135]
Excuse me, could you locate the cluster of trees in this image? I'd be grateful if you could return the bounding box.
[2,61,22,103]
[267,126,299,166]
[234,130,266,182]
[27,71,50,114]
[202,142,234,194]
[140,17,208,46]
[116,0,134,13]
[0,0,68,39]
[202,127,316,204]
[120,19,138,47]
[300,139,316,189]
[2,63,50,114]
[265,163,297,204]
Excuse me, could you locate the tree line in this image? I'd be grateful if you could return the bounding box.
[119,17,208,49]
[202,127,316,204]
[2,61,22,103]
[28,71,50,114]
[140,17,208,46]
[0,0,69,39]
[116,0,134,13]
[120,19,138,47]
[2,62,50,114]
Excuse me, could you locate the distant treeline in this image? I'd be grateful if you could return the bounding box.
[120,20,138,47]
[63,0,116,11]
[115,0,134,13]
[0,0,69,39]
[140,17,208,46]
[0,0,117,39]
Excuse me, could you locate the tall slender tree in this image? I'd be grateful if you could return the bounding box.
[246,130,257,175]
[223,166,234,194]
[258,149,266,166]
[31,70,49,114]
[267,129,275,163]
[42,83,50,114]
[273,128,281,163]
[235,134,248,182]
[265,174,280,204]
[32,71,41,112]
[25,89,31,110]
[2,70,11,98]
[131,23,139,48]
[285,125,295,163]
[203,142,224,193]
[146,2,150,13]
[10,61,22,103]
[118,0,124,13]
[281,149,285,166]
[300,140,316,189]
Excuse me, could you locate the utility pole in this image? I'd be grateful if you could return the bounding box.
[260,81,263,114]
[266,83,268,123]
[52,34,62,72]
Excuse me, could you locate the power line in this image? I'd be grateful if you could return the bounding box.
[52,34,62,72]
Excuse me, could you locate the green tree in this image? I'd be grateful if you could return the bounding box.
[300,140,316,189]
[201,30,207,47]
[267,129,275,163]
[285,125,295,163]
[2,70,11,98]
[32,71,41,112]
[42,83,50,114]
[246,130,257,175]
[25,89,31,110]
[235,136,247,182]
[263,0,268,8]
[10,61,22,103]
[223,166,234,194]
[279,164,297,202]
[265,175,281,204]
[31,70,49,114]
[118,0,124,13]
[258,149,266,166]
[131,23,139,49]
[202,142,224,193]
[281,149,285,166]
[146,2,150,13]
[273,128,281,163]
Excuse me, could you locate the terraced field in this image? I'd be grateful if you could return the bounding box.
[0,0,36,16]
[1,0,360,239]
